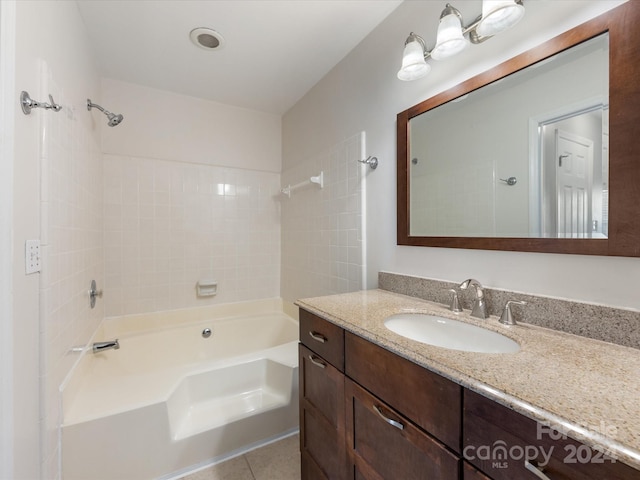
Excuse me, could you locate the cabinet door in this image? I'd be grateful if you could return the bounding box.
[346,379,460,480]
[300,344,344,429]
[300,344,347,480]
[464,389,639,480]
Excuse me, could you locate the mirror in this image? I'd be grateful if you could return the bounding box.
[397,2,640,256]
[409,34,608,238]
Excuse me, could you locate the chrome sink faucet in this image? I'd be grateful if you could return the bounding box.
[459,279,489,319]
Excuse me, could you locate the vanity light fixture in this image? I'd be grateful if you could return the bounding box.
[398,33,431,81]
[397,0,525,81]
[431,4,468,60]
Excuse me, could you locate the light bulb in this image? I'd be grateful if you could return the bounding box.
[397,37,431,81]
[476,0,525,37]
[431,12,468,60]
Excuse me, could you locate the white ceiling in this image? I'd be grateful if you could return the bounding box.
[76,0,403,115]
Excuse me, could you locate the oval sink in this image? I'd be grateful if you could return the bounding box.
[384,314,520,353]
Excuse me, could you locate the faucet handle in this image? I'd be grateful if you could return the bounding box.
[447,289,462,313]
[499,300,527,325]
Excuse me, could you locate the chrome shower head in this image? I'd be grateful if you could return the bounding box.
[87,99,124,127]
[107,113,123,127]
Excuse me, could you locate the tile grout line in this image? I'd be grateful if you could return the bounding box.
[244,453,257,480]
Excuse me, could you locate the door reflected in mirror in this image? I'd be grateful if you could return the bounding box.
[408,34,608,239]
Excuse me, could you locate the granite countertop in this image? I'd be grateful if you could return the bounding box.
[296,289,640,470]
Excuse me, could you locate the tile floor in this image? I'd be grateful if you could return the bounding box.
[179,434,301,480]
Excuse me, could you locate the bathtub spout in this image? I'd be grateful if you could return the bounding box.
[92,339,120,354]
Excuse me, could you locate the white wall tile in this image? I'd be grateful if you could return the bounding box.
[281,132,364,302]
[37,67,103,479]
[104,156,281,316]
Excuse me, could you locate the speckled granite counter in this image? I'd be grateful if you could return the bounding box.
[296,289,640,470]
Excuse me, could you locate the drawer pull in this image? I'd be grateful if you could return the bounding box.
[525,460,552,480]
[308,331,327,343]
[308,355,326,369]
[373,404,404,431]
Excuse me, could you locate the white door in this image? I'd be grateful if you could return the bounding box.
[555,129,593,238]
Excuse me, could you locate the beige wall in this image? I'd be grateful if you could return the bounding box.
[11,1,102,478]
[283,0,640,310]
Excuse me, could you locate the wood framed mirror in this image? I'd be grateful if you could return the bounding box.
[397,2,640,256]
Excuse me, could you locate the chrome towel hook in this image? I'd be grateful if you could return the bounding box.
[499,176,517,186]
[20,91,62,115]
[358,155,378,170]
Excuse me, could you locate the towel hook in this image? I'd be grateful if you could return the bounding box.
[500,176,517,186]
[358,156,378,170]
[20,91,62,115]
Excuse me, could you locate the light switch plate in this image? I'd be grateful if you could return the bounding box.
[25,239,41,274]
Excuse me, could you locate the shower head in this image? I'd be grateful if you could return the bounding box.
[87,99,124,127]
[107,113,124,127]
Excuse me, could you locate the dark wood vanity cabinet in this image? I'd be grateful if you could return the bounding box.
[464,389,640,480]
[464,461,493,480]
[299,310,347,479]
[299,308,640,480]
[300,309,462,479]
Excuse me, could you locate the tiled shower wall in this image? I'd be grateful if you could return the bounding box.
[281,132,364,302]
[38,70,104,477]
[103,155,281,316]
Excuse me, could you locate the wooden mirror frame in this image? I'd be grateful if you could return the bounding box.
[397,2,640,257]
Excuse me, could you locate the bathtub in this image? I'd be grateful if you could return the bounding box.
[61,300,299,480]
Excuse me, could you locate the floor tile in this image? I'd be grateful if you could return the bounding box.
[179,455,254,480]
[246,434,301,480]
[178,434,300,480]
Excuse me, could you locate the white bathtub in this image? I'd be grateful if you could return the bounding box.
[62,301,299,480]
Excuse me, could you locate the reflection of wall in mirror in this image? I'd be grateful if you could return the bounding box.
[409,37,607,238]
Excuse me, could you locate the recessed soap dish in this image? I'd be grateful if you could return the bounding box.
[196,279,217,297]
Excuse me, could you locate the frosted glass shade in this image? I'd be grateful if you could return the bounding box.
[397,39,431,81]
[476,0,525,37]
[431,13,468,60]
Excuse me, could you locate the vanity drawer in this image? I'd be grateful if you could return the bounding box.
[345,332,462,452]
[346,379,460,480]
[464,389,639,480]
[300,309,344,371]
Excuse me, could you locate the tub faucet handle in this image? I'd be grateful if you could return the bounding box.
[89,279,102,309]
[499,300,527,325]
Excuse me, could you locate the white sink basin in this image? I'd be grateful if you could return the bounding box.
[384,313,520,353]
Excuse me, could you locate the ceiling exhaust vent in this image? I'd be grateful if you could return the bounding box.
[190,27,225,51]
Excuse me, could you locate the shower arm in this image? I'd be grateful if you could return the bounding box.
[87,99,111,115]
[87,98,123,127]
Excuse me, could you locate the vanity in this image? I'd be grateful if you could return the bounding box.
[297,289,640,480]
